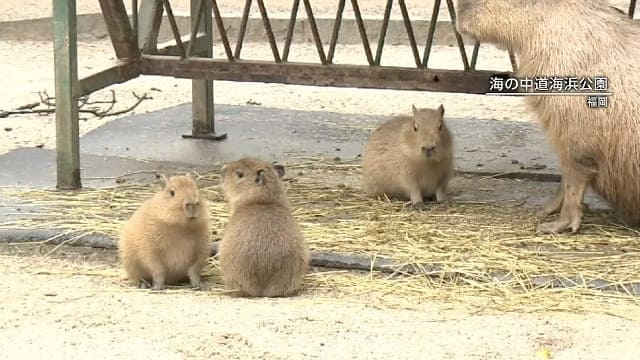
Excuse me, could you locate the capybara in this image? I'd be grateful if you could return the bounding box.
[362,105,454,210]
[119,174,211,290]
[218,158,309,297]
[455,0,640,233]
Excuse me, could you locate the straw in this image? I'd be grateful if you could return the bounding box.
[1,156,639,318]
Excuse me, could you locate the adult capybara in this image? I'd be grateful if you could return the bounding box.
[455,0,640,233]
[119,174,211,290]
[362,105,454,210]
[218,158,309,297]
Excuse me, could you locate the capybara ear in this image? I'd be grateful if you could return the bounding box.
[157,173,169,189]
[411,104,418,115]
[273,164,286,178]
[255,169,266,185]
[438,104,445,117]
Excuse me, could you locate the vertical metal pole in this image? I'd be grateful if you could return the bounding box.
[132,0,139,40]
[137,0,163,52]
[53,0,81,189]
[184,0,226,140]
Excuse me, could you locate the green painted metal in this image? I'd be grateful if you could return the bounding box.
[137,0,163,52]
[53,0,81,189]
[187,0,225,140]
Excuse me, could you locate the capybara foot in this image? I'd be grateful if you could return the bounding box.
[193,283,209,291]
[410,201,426,211]
[536,215,581,235]
[409,191,426,210]
[151,278,166,291]
[189,277,208,291]
[539,202,589,217]
[137,280,151,289]
[188,266,206,290]
[435,188,448,203]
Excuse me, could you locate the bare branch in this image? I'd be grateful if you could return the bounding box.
[1,90,152,119]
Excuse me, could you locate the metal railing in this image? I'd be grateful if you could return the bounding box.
[52,0,638,189]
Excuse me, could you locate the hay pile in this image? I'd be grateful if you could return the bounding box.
[1,157,639,318]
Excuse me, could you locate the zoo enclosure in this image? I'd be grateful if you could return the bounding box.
[53,0,638,189]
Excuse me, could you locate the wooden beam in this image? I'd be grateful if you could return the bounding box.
[98,0,140,59]
[79,60,140,97]
[53,0,81,189]
[140,55,499,94]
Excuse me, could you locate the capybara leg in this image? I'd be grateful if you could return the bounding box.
[536,178,564,218]
[187,263,206,291]
[138,279,151,289]
[407,186,426,210]
[223,276,254,297]
[262,281,297,298]
[536,165,590,234]
[148,264,166,291]
[151,276,165,290]
[435,173,451,203]
[435,184,448,203]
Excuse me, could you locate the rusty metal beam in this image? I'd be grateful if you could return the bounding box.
[140,55,498,94]
[98,0,140,59]
[79,60,140,97]
[210,0,234,61]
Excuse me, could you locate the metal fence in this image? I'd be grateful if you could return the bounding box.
[52,0,638,189]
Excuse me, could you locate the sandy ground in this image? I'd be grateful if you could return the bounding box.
[0,39,529,156]
[1,243,640,360]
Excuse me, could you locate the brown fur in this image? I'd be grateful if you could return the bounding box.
[118,174,211,290]
[361,105,454,209]
[218,158,309,297]
[455,0,640,233]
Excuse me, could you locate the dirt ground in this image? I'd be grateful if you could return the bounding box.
[1,243,639,360]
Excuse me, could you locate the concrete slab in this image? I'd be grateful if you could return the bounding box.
[79,103,560,176]
[0,147,203,188]
[0,103,611,216]
[0,103,560,189]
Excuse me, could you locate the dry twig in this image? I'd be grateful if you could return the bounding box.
[0,90,152,119]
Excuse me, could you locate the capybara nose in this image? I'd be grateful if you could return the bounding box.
[184,203,199,219]
[421,146,436,157]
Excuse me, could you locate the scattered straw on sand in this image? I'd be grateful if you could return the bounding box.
[1,157,639,318]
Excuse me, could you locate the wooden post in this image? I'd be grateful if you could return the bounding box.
[53,0,81,189]
[184,0,227,140]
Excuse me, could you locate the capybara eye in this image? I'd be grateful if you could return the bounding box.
[236,171,244,178]
[170,189,175,197]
